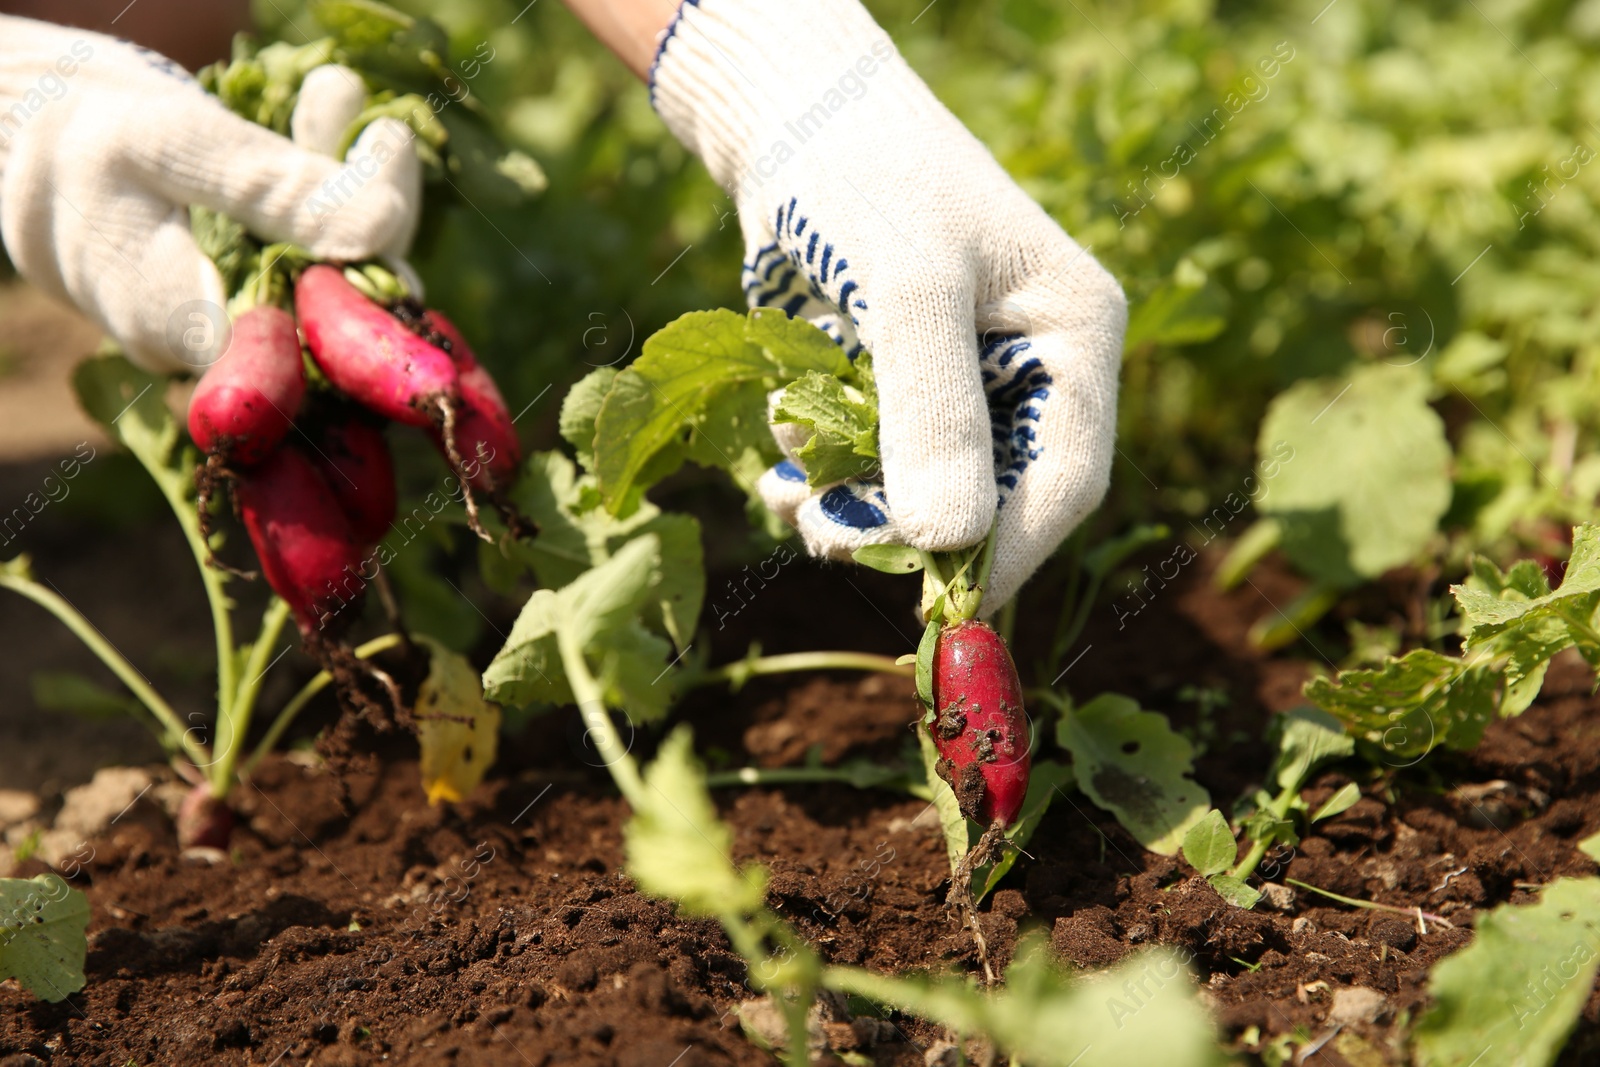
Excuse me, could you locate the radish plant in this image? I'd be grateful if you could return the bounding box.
[1,21,529,852]
[1180,707,1357,908]
[1307,525,1600,762]
[483,536,1222,1067]
[3,357,498,850]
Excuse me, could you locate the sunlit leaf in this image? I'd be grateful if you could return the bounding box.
[1057,693,1211,855]
[415,636,501,805]
[1414,878,1600,1067]
[0,875,89,1002]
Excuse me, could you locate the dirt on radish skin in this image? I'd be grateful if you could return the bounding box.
[233,445,367,635]
[186,304,305,464]
[931,619,1031,826]
[294,265,459,429]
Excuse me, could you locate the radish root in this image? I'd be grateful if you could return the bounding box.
[434,396,493,545]
[945,818,1009,985]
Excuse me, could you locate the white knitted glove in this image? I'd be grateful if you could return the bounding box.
[0,17,421,372]
[651,0,1125,611]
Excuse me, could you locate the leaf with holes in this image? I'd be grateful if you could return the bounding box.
[0,875,89,1002]
[415,636,501,805]
[1057,693,1211,855]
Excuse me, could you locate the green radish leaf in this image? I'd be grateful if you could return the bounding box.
[774,371,879,487]
[1124,262,1229,348]
[1181,809,1237,877]
[593,310,778,513]
[625,726,767,918]
[590,308,861,513]
[309,0,449,77]
[1311,782,1362,822]
[915,610,943,726]
[854,544,924,574]
[1304,649,1498,758]
[1579,831,1600,865]
[200,39,338,135]
[1468,555,1553,601]
[744,306,854,378]
[1269,706,1355,792]
[1206,874,1261,910]
[1082,522,1172,579]
[632,513,705,652]
[559,367,618,473]
[1455,524,1600,670]
[31,671,142,720]
[483,535,675,721]
[503,452,704,652]
[1413,878,1600,1067]
[682,380,782,509]
[1256,363,1451,586]
[974,761,1074,905]
[1239,811,1298,852]
[839,935,1220,1067]
[917,724,970,875]
[1056,693,1211,855]
[0,874,90,1002]
[552,531,659,651]
[593,309,855,514]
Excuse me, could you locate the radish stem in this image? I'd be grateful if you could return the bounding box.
[557,631,648,808]
[1284,878,1455,929]
[693,651,913,690]
[704,764,909,791]
[0,570,208,770]
[212,596,292,797]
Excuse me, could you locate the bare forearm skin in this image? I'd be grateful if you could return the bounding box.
[560,0,682,80]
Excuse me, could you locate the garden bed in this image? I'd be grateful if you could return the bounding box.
[5,543,1599,1066]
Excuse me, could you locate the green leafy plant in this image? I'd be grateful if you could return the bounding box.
[1181,707,1357,908]
[0,874,90,1003]
[1307,525,1600,763]
[1412,878,1600,1067]
[1054,692,1211,856]
[1219,363,1453,648]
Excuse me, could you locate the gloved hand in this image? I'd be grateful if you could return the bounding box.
[0,17,421,372]
[651,0,1125,612]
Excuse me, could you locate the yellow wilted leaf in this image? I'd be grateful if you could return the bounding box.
[415,636,500,805]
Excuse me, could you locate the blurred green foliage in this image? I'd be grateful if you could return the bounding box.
[253,0,1600,573]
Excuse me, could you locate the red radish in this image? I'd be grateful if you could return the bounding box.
[187,305,305,464]
[234,445,366,634]
[931,619,1031,827]
[308,412,397,546]
[176,782,235,851]
[294,265,459,428]
[424,310,521,491]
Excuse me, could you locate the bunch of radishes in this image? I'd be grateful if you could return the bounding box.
[190,264,522,694]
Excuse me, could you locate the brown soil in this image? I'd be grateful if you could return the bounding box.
[0,323,1598,1067]
[3,532,1600,1067]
